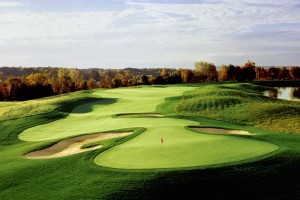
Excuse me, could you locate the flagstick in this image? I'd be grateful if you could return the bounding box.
[161,142,162,157]
[160,137,163,158]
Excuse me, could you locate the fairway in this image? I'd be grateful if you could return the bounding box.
[19,85,278,169]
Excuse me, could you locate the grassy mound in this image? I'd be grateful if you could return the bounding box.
[177,83,300,134]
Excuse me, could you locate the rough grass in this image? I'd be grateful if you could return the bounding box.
[0,89,99,121]
[177,83,300,134]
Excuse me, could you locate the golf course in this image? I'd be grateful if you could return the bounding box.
[1,82,300,199]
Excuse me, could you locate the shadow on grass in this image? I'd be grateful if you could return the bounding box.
[69,98,118,114]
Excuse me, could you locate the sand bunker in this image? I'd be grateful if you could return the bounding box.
[191,127,253,135]
[24,132,133,159]
[118,113,163,117]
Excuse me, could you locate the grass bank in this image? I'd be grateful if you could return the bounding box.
[177,82,300,134]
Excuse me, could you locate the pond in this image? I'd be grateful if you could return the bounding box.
[264,87,300,101]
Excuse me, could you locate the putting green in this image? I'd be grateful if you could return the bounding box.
[95,127,277,169]
[19,85,278,169]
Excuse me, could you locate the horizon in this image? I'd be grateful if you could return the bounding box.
[0,65,295,70]
[0,0,299,68]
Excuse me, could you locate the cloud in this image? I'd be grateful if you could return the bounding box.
[0,0,299,67]
[0,1,22,7]
[0,11,117,43]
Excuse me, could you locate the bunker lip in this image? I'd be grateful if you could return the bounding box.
[190,126,254,135]
[24,132,133,159]
[117,113,163,117]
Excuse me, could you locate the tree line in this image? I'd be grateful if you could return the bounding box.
[0,61,299,101]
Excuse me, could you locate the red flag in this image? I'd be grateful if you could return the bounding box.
[161,137,164,143]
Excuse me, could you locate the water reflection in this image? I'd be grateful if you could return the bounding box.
[264,87,300,101]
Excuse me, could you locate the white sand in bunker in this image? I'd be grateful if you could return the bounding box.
[24,132,133,159]
[192,127,254,135]
[119,113,163,117]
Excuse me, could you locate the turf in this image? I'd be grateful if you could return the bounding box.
[1,83,300,199]
[19,85,277,169]
[95,127,277,169]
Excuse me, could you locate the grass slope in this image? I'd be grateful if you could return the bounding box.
[177,83,300,134]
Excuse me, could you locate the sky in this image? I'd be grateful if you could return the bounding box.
[0,0,299,69]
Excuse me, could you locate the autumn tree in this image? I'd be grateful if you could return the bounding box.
[179,68,194,83]
[227,64,236,80]
[100,75,112,88]
[26,73,53,98]
[56,68,72,93]
[79,80,88,90]
[0,82,8,100]
[194,61,217,82]
[218,65,229,81]
[69,68,85,90]
[87,78,97,89]
[168,71,182,84]
[5,77,28,100]
[255,67,266,80]
[289,66,300,80]
[159,68,169,83]
[278,67,290,80]
[241,60,256,81]
[235,66,244,81]
[150,75,164,85]
[160,68,169,77]
[267,67,279,80]
[140,75,149,85]
[0,71,4,82]
[90,69,100,81]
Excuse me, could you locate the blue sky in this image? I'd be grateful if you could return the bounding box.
[0,0,299,68]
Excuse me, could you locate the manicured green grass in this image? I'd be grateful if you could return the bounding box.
[95,127,277,169]
[19,85,199,141]
[1,83,300,199]
[18,85,277,169]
